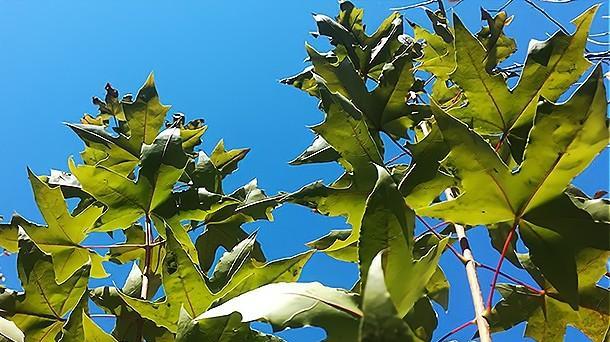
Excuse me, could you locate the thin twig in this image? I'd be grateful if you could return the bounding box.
[90,314,116,318]
[437,319,475,342]
[587,38,610,46]
[390,0,435,11]
[81,239,165,250]
[449,0,464,10]
[590,32,610,37]
[586,50,610,61]
[491,0,514,13]
[423,74,436,87]
[523,0,569,35]
[386,151,410,165]
[386,133,413,157]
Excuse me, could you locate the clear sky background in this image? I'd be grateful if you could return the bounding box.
[0,0,607,341]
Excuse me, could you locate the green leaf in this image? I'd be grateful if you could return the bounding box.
[119,229,214,333]
[180,119,207,154]
[488,249,609,341]
[195,219,265,273]
[404,297,438,342]
[59,294,117,342]
[488,222,521,269]
[0,238,90,341]
[398,122,455,210]
[0,217,24,254]
[358,165,414,287]
[477,9,516,72]
[208,232,258,292]
[209,140,250,178]
[228,179,278,221]
[372,54,431,137]
[446,14,517,134]
[310,1,405,79]
[280,67,318,96]
[197,228,312,305]
[70,126,188,231]
[565,185,610,223]
[414,233,450,310]
[289,135,340,166]
[154,216,199,267]
[176,310,283,342]
[306,44,428,138]
[191,179,282,273]
[216,250,314,304]
[359,166,448,317]
[412,21,454,79]
[421,68,609,302]
[69,74,171,176]
[154,186,236,227]
[19,169,106,283]
[285,83,382,253]
[507,7,597,161]
[359,252,422,342]
[197,282,362,342]
[185,140,249,194]
[446,7,595,145]
[305,229,357,263]
[90,264,169,341]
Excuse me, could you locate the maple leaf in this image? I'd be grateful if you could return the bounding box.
[421,67,609,304]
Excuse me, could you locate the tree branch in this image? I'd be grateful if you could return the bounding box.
[140,214,153,300]
[418,121,491,341]
[445,188,492,342]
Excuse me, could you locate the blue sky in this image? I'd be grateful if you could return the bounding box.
[0,0,607,341]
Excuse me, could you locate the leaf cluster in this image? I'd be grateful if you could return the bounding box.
[0,1,608,342]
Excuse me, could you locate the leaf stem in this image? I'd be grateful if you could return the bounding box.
[416,215,466,263]
[390,0,435,11]
[476,262,545,295]
[523,0,570,35]
[386,151,410,165]
[436,318,475,342]
[90,314,116,319]
[494,131,508,152]
[81,240,165,250]
[386,133,413,157]
[485,219,519,309]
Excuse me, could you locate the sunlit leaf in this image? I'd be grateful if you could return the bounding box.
[118,230,213,333]
[20,169,106,283]
[176,310,283,342]
[0,238,90,341]
[69,74,171,176]
[70,126,188,231]
[488,249,609,341]
[198,282,362,342]
[359,252,422,342]
[422,68,609,303]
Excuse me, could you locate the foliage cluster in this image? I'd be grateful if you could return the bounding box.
[0,1,608,341]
